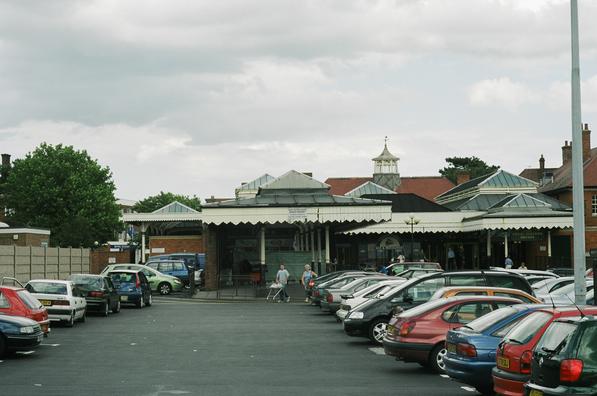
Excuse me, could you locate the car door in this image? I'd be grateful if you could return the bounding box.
[70,284,86,318]
[158,262,174,277]
[171,261,189,283]
[104,277,117,307]
[138,273,151,300]
[139,267,159,290]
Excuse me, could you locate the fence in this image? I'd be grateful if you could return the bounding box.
[0,246,90,283]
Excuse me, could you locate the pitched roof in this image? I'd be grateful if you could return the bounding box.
[438,170,537,199]
[259,170,329,193]
[152,201,199,214]
[236,174,275,191]
[372,143,399,161]
[519,167,558,183]
[346,181,396,197]
[540,147,597,192]
[395,176,455,202]
[361,193,451,212]
[324,177,372,195]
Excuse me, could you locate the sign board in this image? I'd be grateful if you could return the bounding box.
[151,247,165,254]
[108,257,116,264]
[288,208,308,222]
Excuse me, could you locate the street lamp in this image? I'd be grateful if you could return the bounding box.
[404,214,420,261]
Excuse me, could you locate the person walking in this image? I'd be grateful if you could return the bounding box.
[300,264,317,303]
[504,256,513,270]
[518,262,527,270]
[276,264,290,303]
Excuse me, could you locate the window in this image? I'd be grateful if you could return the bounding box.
[492,317,524,338]
[441,302,493,324]
[172,262,186,271]
[146,262,159,270]
[577,326,597,365]
[467,306,518,333]
[487,275,532,294]
[592,195,597,215]
[495,292,533,303]
[505,311,552,344]
[448,275,486,286]
[17,290,42,309]
[159,262,174,272]
[405,278,446,303]
[536,322,577,357]
[0,293,10,308]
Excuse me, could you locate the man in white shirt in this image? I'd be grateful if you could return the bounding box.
[276,264,290,303]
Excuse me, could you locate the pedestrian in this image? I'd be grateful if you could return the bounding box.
[504,256,513,270]
[518,262,527,270]
[300,264,317,303]
[397,254,405,264]
[276,264,290,303]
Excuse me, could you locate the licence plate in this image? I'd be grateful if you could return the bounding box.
[447,343,456,354]
[39,300,51,306]
[497,356,510,369]
[120,296,128,301]
[529,390,543,396]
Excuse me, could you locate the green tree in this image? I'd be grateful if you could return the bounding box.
[132,191,201,213]
[3,143,122,247]
[439,156,500,184]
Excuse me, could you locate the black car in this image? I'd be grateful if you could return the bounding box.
[525,315,597,396]
[67,274,121,316]
[0,314,44,357]
[343,270,533,344]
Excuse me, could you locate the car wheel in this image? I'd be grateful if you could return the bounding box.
[112,300,121,313]
[429,343,448,373]
[146,294,152,307]
[368,318,389,345]
[136,295,144,309]
[79,310,86,323]
[65,311,75,327]
[158,282,172,295]
[102,302,109,317]
[0,334,6,358]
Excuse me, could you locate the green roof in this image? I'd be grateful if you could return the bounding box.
[237,174,275,191]
[438,170,537,199]
[346,181,396,198]
[152,201,199,214]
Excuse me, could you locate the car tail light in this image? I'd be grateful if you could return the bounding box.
[308,280,315,288]
[327,294,333,303]
[399,320,416,336]
[560,359,583,383]
[136,275,141,289]
[520,350,532,374]
[313,290,320,297]
[88,291,104,297]
[53,300,69,306]
[456,343,477,358]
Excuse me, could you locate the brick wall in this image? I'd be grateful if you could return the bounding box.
[0,233,49,247]
[204,226,218,290]
[148,235,204,256]
[90,247,134,274]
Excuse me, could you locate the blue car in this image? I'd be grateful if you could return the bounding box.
[443,304,549,395]
[108,270,153,309]
[0,314,44,357]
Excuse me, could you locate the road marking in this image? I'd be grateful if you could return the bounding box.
[17,351,35,355]
[130,343,137,346]
[368,347,386,355]
[460,386,476,392]
[439,374,450,379]
[41,343,60,347]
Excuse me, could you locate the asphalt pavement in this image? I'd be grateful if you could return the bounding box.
[0,298,478,396]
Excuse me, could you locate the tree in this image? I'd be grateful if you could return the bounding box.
[132,191,201,213]
[3,143,122,247]
[439,156,500,184]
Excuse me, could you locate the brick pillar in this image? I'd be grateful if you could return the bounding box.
[204,225,219,290]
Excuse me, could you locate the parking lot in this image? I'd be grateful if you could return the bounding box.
[1,298,476,396]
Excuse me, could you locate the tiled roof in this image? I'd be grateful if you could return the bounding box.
[519,167,558,183]
[540,147,597,192]
[396,176,455,202]
[324,177,372,195]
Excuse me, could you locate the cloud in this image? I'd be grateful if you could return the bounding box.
[468,77,541,108]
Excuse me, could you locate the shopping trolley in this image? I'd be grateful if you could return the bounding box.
[265,282,283,302]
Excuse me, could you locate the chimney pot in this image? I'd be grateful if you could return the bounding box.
[582,123,591,162]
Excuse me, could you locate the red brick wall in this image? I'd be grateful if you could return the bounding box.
[204,227,218,290]
[551,190,597,253]
[148,236,204,256]
[90,247,133,274]
[0,233,49,247]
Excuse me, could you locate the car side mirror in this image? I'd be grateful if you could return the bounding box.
[402,294,413,303]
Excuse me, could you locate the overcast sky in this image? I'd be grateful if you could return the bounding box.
[1,0,597,201]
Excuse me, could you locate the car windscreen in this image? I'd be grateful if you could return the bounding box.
[68,275,103,288]
[17,290,43,309]
[464,306,519,333]
[26,282,67,295]
[504,311,553,344]
[109,273,136,284]
[535,321,578,357]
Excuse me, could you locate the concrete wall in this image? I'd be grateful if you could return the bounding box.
[0,246,90,283]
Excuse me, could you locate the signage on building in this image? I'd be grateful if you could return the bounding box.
[510,230,544,242]
[108,257,116,264]
[288,208,308,222]
[151,247,165,253]
[378,236,401,249]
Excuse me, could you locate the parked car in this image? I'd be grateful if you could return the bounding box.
[546,267,575,277]
[310,272,369,306]
[539,280,594,306]
[145,259,196,286]
[387,262,442,276]
[320,275,389,314]
[343,271,534,344]
[147,252,205,270]
[525,315,597,396]
[25,280,87,327]
[108,270,152,308]
[67,274,121,316]
[429,286,541,304]
[0,315,44,357]
[100,263,183,295]
[383,295,521,373]
[0,283,51,336]
[443,304,550,395]
[492,305,597,396]
[336,279,406,321]
[394,268,443,279]
[532,276,575,296]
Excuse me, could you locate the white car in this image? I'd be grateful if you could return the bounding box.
[532,276,575,295]
[537,280,594,305]
[335,279,405,321]
[25,280,87,327]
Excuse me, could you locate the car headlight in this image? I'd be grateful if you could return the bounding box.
[20,326,36,334]
[348,311,364,320]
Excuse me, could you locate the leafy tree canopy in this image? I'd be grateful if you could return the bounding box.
[132,191,201,213]
[439,156,500,184]
[3,143,122,247]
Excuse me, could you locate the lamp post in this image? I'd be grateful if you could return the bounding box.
[404,214,420,261]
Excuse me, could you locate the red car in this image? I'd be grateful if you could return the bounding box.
[383,295,521,373]
[492,305,597,396]
[0,285,51,335]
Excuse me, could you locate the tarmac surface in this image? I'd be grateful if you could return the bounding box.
[0,296,479,396]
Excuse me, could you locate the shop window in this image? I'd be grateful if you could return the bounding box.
[592,195,597,216]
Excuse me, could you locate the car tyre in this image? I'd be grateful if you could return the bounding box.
[112,300,121,313]
[158,282,172,295]
[79,310,86,323]
[368,318,389,345]
[0,334,6,358]
[429,343,448,373]
[146,294,152,307]
[136,296,144,309]
[65,311,75,327]
[102,302,109,317]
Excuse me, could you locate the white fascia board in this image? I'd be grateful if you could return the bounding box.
[0,228,51,235]
[123,213,203,223]
[463,216,573,232]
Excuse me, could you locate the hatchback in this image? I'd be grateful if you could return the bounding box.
[67,274,121,316]
[525,315,597,396]
[101,263,183,295]
[0,315,44,357]
[383,295,521,373]
[108,270,152,308]
[0,285,51,335]
[430,286,541,304]
[320,275,389,314]
[25,280,87,327]
[492,306,597,396]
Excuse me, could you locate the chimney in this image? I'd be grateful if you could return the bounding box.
[1,154,10,168]
[456,170,470,185]
[562,140,572,165]
[539,154,545,171]
[582,123,591,162]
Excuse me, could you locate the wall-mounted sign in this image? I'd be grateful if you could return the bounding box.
[151,247,165,253]
[288,208,308,222]
[108,257,116,264]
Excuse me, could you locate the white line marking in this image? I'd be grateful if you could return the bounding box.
[368,347,386,355]
[130,343,137,346]
[440,374,450,379]
[41,343,60,347]
[460,386,476,392]
[17,351,35,355]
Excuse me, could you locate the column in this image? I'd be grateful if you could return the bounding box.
[310,226,315,265]
[325,225,330,273]
[140,222,147,263]
[547,230,552,257]
[317,227,322,275]
[260,227,266,285]
[204,225,219,291]
[504,232,509,258]
[486,230,492,268]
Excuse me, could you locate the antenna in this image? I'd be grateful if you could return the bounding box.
[547,292,557,310]
[563,291,586,318]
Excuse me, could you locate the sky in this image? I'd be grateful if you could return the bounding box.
[1,0,597,201]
